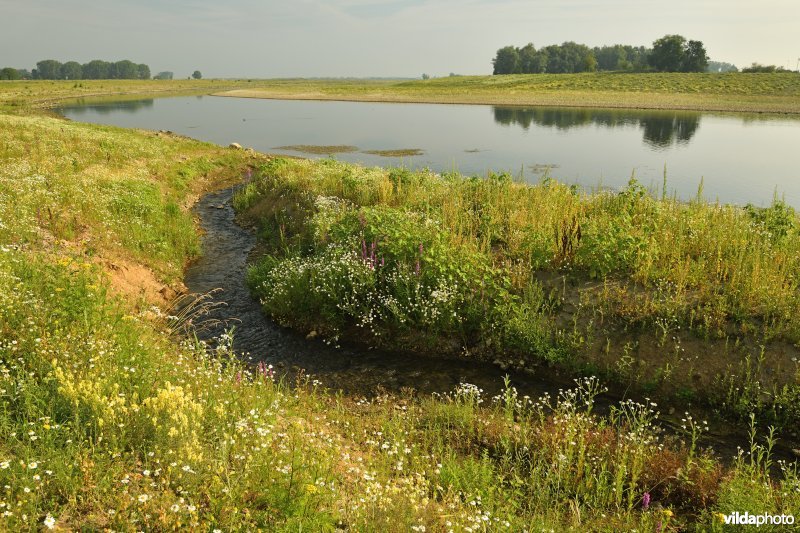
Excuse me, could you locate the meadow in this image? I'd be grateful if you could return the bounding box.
[0,81,798,530]
[215,72,800,114]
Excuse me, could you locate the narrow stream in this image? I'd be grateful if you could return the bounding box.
[184,186,798,464]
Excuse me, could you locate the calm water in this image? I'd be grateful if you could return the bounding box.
[60,96,800,206]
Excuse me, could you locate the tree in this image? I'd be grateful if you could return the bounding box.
[82,60,110,79]
[421,73,430,80]
[192,70,202,80]
[0,67,22,80]
[154,71,173,80]
[36,59,62,80]
[649,35,686,72]
[114,60,139,79]
[649,35,707,72]
[682,40,708,72]
[492,46,520,75]
[61,61,82,80]
[138,64,151,80]
[518,43,537,73]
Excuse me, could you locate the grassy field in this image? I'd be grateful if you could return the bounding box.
[1,83,799,530]
[214,72,800,114]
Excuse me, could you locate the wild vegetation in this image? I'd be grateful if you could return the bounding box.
[237,158,800,432]
[1,82,798,530]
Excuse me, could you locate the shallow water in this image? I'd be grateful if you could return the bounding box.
[60,96,800,207]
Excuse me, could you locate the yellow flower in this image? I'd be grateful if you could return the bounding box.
[662,509,673,518]
[305,484,318,494]
[715,512,726,523]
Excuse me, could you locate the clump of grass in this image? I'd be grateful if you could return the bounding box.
[275,144,359,155]
[362,148,425,157]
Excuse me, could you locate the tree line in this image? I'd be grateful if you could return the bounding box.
[492,35,709,74]
[0,60,179,81]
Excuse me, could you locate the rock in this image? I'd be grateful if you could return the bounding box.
[229,142,243,150]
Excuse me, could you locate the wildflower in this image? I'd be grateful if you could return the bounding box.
[28,462,38,470]
[43,514,56,529]
[138,494,149,503]
[642,492,651,510]
[170,504,180,512]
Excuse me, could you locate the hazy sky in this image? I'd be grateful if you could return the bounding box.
[2,0,799,77]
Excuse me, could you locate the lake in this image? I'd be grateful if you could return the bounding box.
[60,95,800,206]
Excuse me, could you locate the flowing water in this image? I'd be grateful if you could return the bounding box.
[60,95,800,207]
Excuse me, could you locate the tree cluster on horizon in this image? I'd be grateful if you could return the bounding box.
[24,59,152,80]
[492,35,710,74]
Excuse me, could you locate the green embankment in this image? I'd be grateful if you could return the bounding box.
[0,82,798,530]
[214,72,800,114]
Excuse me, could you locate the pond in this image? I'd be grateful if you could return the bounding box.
[60,95,800,207]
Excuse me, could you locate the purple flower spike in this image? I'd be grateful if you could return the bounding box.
[642,492,651,510]
[415,260,420,275]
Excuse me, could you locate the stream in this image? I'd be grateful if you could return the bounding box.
[184,186,799,464]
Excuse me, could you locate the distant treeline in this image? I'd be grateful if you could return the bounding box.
[0,60,175,81]
[492,35,710,74]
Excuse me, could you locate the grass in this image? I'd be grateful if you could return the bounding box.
[213,72,800,114]
[237,158,800,432]
[1,82,799,530]
[363,148,425,157]
[276,145,360,155]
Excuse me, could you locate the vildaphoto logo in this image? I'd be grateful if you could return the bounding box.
[717,511,795,527]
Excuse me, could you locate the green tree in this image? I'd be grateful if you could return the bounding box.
[36,59,62,80]
[682,40,708,72]
[649,35,707,72]
[492,46,520,75]
[60,61,82,80]
[82,60,110,79]
[518,43,537,73]
[192,70,202,79]
[154,71,174,80]
[138,64,151,79]
[114,60,139,79]
[0,67,22,80]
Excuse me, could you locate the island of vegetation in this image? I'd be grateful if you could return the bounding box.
[0,80,798,531]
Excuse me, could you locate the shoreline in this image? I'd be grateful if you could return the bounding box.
[212,88,800,115]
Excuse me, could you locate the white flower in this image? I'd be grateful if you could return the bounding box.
[44,514,56,529]
[28,462,37,469]
[138,494,149,503]
[170,504,180,512]
[0,461,9,469]
[142,470,150,477]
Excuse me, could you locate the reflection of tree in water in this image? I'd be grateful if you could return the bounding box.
[65,99,155,115]
[638,114,700,148]
[492,107,700,147]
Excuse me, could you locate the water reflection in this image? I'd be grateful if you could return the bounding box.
[64,99,155,115]
[493,107,700,149]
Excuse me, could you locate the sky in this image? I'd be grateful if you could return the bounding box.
[2,0,799,78]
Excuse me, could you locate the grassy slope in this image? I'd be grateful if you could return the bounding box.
[1,84,799,530]
[214,72,800,113]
